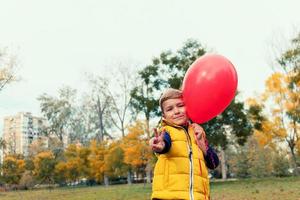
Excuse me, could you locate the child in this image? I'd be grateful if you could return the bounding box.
[150,88,219,200]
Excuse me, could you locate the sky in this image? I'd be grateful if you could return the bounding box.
[0,0,300,136]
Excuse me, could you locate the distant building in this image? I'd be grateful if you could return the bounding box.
[2,112,47,156]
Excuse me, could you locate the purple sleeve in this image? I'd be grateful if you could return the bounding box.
[155,132,172,154]
[204,146,219,169]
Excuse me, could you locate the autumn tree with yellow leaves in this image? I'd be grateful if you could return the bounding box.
[248,33,300,170]
[55,144,91,184]
[33,151,56,184]
[122,121,153,182]
[1,155,25,184]
[104,141,127,179]
[88,140,107,183]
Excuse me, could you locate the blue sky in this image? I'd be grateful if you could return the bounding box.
[0,0,300,136]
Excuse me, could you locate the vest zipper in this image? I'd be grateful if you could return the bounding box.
[189,148,194,200]
[183,128,194,200]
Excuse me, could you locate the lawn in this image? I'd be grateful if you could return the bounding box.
[0,177,299,200]
[210,177,300,200]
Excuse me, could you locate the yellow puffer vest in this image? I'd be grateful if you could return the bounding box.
[151,121,210,200]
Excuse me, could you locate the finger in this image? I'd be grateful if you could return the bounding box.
[191,123,195,129]
[196,132,202,140]
[158,127,165,137]
[153,128,158,138]
[192,124,200,133]
[198,132,203,140]
[201,129,206,138]
[153,137,159,144]
[152,144,162,151]
[159,130,165,140]
[149,138,153,145]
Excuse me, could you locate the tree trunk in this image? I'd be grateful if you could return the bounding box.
[146,164,151,183]
[291,122,300,168]
[104,175,109,186]
[145,118,152,184]
[127,171,132,185]
[221,149,227,180]
[96,96,104,142]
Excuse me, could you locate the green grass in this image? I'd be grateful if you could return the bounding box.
[0,177,299,200]
[210,176,300,200]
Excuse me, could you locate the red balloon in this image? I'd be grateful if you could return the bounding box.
[182,54,238,124]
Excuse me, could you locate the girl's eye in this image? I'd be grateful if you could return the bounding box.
[166,108,172,111]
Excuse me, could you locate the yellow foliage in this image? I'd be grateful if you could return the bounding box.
[3,156,25,171]
[2,155,25,184]
[17,159,25,170]
[259,69,300,165]
[64,144,78,158]
[122,121,152,169]
[55,161,67,172]
[265,72,284,93]
[261,92,269,102]
[88,140,107,181]
[276,128,287,138]
[285,101,295,111]
[261,121,273,133]
[271,109,281,115]
[273,116,282,125]
[3,155,17,163]
[34,151,54,163]
[296,140,300,156]
[246,98,260,107]
[33,151,55,176]
[253,130,270,147]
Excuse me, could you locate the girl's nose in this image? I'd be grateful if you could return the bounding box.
[174,107,180,114]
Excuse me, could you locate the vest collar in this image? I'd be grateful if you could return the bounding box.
[161,118,191,129]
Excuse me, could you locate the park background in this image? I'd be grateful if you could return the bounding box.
[0,0,300,199]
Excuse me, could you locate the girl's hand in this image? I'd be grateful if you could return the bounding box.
[149,128,165,152]
[191,123,206,140]
[191,123,208,155]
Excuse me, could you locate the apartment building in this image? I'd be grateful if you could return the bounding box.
[3,112,47,156]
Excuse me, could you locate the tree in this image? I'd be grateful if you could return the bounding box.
[203,95,252,148]
[67,107,91,144]
[38,86,77,145]
[88,140,107,183]
[121,120,152,184]
[246,33,300,174]
[0,47,18,92]
[151,39,206,89]
[0,138,6,163]
[58,144,91,184]
[226,135,288,178]
[107,66,136,138]
[130,39,207,138]
[1,155,25,185]
[276,32,300,167]
[54,161,68,185]
[202,94,253,179]
[33,151,56,184]
[28,138,47,157]
[85,73,113,141]
[19,171,36,189]
[104,141,127,180]
[246,136,274,178]
[248,72,300,168]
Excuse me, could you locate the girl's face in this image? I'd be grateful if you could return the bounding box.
[162,98,188,126]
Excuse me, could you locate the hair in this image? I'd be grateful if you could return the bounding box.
[159,88,183,112]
